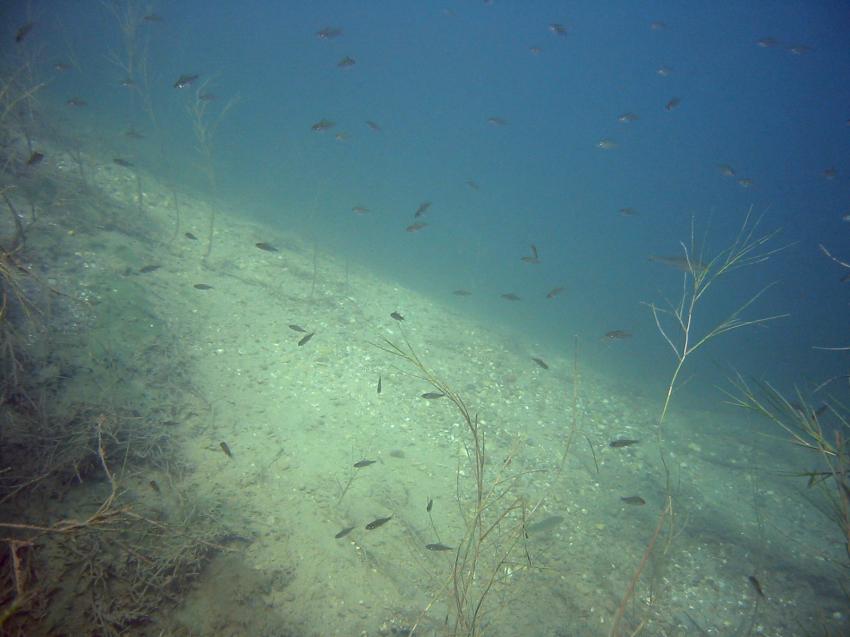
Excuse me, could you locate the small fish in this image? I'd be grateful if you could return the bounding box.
[425,543,454,551]
[184,232,198,240]
[337,56,356,68]
[529,46,542,55]
[143,14,164,22]
[604,330,632,340]
[596,138,617,150]
[657,65,673,77]
[619,207,637,216]
[756,36,779,48]
[377,375,382,394]
[354,459,376,468]
[748,575,764,597]
[405,222,427,232]
[289,324,307,333]
[335,526,355,539]
[113,157,134,168]
[149,479,161,493]
[521,244,540,264]
[317,26,342,39]
[650,21,666,30]
[546,287,565,299]
[125,128,145,139]
[255,242,278,252]
[352,206,370,214]
[465,180,479,190]
[119,77,135,88]
[198,92,217,101]
[788,44,812,55]
[842,273,850,283]
[501,293,521,301]
[824,167,837,179]
[193,283,213,290]
[366,120,381,132]
[53,62,72,72]
[139,264,161,273]
[426,498,433,512]
[549,23,567,36]
[298,332,315,346]
[365,515,393,530]
[26,152,44,166]
[220,441,233,458]
[311,119,335,132]
[487,116,507,126]
[453,289,472,296]
[390,312,404,321]
[618,112,638,123]
[531,357,549,370]
[421,392,445,399]
[66,97,87,107]
[665,97,681,111]
[414,201,431,217]
[15,22,34,43]
[610,439,639,448]
[737,178,753,188]
[717,163,736,177]
[174,74,199,89]
[621,495,645,505]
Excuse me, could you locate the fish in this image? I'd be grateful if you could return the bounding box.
[149,480,161,493]
[15,22,35,43]
[546,287,565,299]
[531,357,549,370]
[220,441,233,458]
[717,163,736,177]
[335,526,355,539]
[365,515,393,530]
[289,324,307,332]
[521,245,540,264]
[311,119,335,132]
[125,128,145,139]
[619,207,637,216]
[618,112,639,123]
[174,74,199,89]
[377,375,382,394]
[466,180,479,190]
[317,26,342,39]
[337,56,356,68]
[842,273,850,284]
[352,206,370,214]
[596,138,617,150]
[426,498,433,512]
[425,543,454,551]
[193,283,213,290]
[113,158,134,168]
[665,97,681,111]
[648,255,706,272]
[756,37,779,48]
[657,65,673,77]
[255,242,278,252]
[354,459,376,468]
[119,77,135,88]
[604,330,632,340]
[748,575,764,597]
[405,222,427,232]
[26,152,44,166]
[53,62,72,72]
[143,14,164,22]
[737,178,753,188]
[824,167,837,179]
[529,46,542,55]
[139,264,161,273]
[453,290,472,296]
[501,293,521,301]
[421,392,445,399]
[549,23,567,36]
[621,496,645,505]
[414,201,431,217]
[788,44,812,55]
[66,97,87,107]
[390,312,404,321]
[650,21,666,30]
[184,232,198,240]
[298,332,315,346]
[366,120,381,132]
[487,116,507,126]
[199,92,217,102]
[526,515,564,533]
[609,439,640,448]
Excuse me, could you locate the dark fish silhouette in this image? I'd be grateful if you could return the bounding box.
[255,242,278,252]
[335,526,355,539]
[425,543,454,551]
[377,375,382,394]
[139,265,161,273]
[546,287,565,299]
[621,496,645,505]
[174,74,199,89]
[289,324,307,333]
[521,244,540,264]
[365,515,393,530]
[609,439,639,448]
[453,290,472,296]
[604,330,632,340]
[748,575,764,597]
[185,232,198,240]
[390,312,404,321]
[317,26,342,39]
[26,152,44,166]
[421,392,445,399]
[298,332,315,346]
[113,157,134,168]
[406,222,427,232]
[66,97,87,107]
[353,459,376,468]
[501,293,521,301]
[15,22,34,43]
[311,119,335,132]
[366,120,381,132]
[193,283,213,290]
[337,56,356,68]
[220,441,233,458]
[414,201,431,217]
[531,357,549,370]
